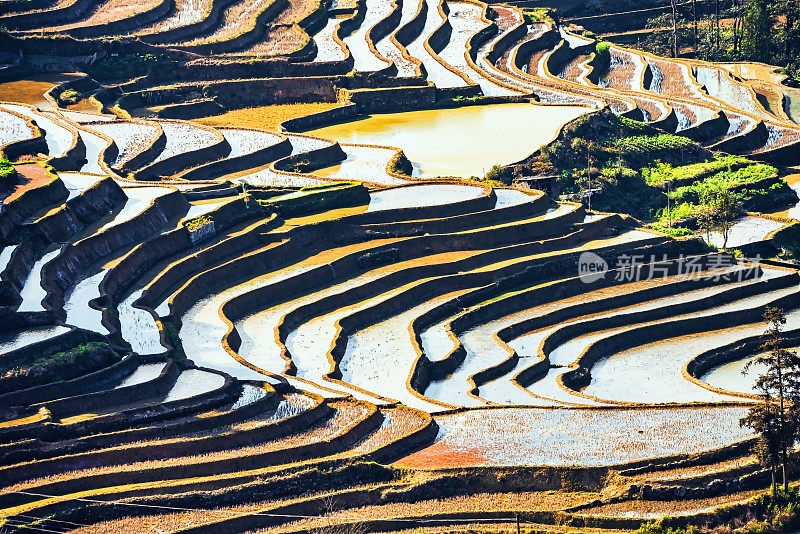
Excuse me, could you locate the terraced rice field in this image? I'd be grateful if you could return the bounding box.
[2,1,800,532]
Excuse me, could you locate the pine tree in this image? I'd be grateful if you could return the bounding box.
[740,307,800,494]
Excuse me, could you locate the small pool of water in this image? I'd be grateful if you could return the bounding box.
[494,188,533,208]
[114,362,166,389]
[704,216,785,248]
[59,173,103,202]
[306,104,587,178]
[782,85,800,125]
[18,246,62,312]
[230,384,270,410]
[0,326,69,356]
[313,145,409,186]
[96,187,170,234]
[700,354,765,395]
[366,183,485,211]
[78,129,109,175]
[162,368,226,402]
[0,244,18,272]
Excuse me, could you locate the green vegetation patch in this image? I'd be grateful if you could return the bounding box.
[184,214,213,232]
[643,155,756,187]
[520,7,555,23]
[506,110,794,228]
[87,53,165,81]
[614,134,696,156]
[162,321,186,361]
[59,89,80,105]
[0,342,120,394]
[0,158,16,186]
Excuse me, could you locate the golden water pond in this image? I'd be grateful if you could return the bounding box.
[307,103,587,178]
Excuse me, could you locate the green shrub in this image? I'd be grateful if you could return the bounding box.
[88,53,163,80]
[59,89,80,105]
[596,41,610,58]
[634,522,683,534]
[0,158,16,186]
[652,223,693,237]
[485,164,506,183]
[521,7,555,23]
[185,214,213,231]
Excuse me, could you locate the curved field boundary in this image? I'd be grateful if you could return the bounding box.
[711,119,769,154]
[366,0,404,75]
[32,358,183,418]
[0,0,103,30]
[1,102,83,164]
[460,1,528,96]
[169,0,291,55]
[311,13,356,67]
[0,354,140,443]
[44,0,174,39]
[683,326,800,400]
[87,119,167,175]
[749,136,800,165]
[0,392,359,499]
[626,43,800,152]
[292,0,334,61]
[131,120,230,181]
[29,410,440,531]
[103,202,277,306]
[680,110,729,143]
[40,80,102,167]
[509,24,800,157]
[3,381,274,466]
[536,268,791,404]
[1,237,49,310]
[359,191,550,235]
[100,201,280,349]
[544,39,673,124]
[0,405,389,525]
[30,175,126,245]
[560,282,800,403]
[321,225,651,401]
[0,106,46,162]
[0,166,67,241]
[224,212,529,373]
[393,0,427,70]
[119,211,277,309]
[5,368,241,465]
[503,258,748,390]
[158,189,372,321]
[126,121,231,181]
[170,191,506,358]
[0,328,108,410]
[383,0,425,77]
[337,0,397,77]
[0,0,55,15]
[422,0,475,87]
[138,0,242,45]
[408,237,683,403]
[39,189,188,317]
